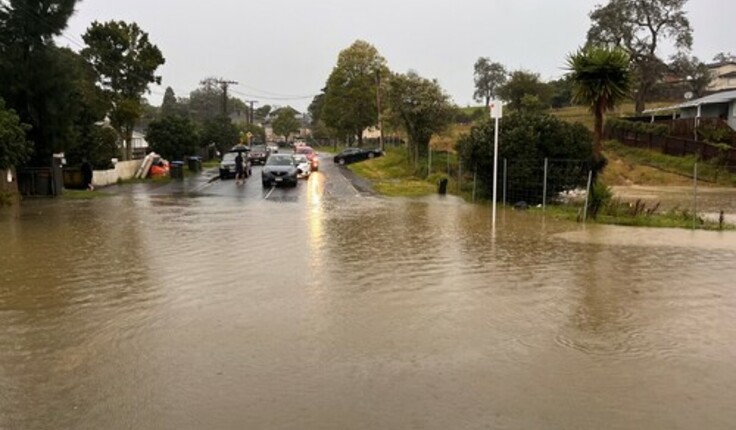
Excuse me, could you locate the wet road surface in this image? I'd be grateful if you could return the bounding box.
[2,157,736,429]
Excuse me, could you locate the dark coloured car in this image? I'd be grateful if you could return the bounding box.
[261,154,298,187]
[333,147,384,165]
[248,144,270,165]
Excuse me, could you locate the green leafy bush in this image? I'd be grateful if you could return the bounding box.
[606,118,670,136]
[456,111,595,204]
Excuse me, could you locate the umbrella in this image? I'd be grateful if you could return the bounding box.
[230,144,250,153]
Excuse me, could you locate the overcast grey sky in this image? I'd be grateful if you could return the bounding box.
[61,0,735,111]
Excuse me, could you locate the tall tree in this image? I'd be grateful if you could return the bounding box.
[187,77,247,123]
[82,20,165,160]
[161,87,186,118]
[587,0,692,113]
[200,116,239,155]
[254,105,272,121]
[712,52,736,64]
[322,40,387,146]
[497,70,552,111]
[0,98,32,170]
[307,92,325,126]
[146,116,199,160]
[0,0,82,164]
[473,58,507,108]
[670,54,712,98]
[58,47,116,169]
[567,46,631,162]
[387,71,454,166]
[272,107,301,142]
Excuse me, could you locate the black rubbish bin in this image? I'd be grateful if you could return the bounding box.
[438,178,448,195]
[170,161,184,179]
[188,156,202,172]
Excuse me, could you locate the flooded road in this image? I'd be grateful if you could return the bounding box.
[2,159,736,430]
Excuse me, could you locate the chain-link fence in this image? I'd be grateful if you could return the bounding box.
[456,156,736,228]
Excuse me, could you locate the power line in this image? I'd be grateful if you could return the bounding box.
[215,79,238,115]
[229,88,317,101]
[236,83,317,99]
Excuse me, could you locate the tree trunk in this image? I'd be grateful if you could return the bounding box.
[357,130,364,148]
[634,94,646,115]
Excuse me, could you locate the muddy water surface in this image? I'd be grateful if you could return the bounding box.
[2,168,736,429]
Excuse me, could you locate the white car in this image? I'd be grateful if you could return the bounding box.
[292,154,311,178]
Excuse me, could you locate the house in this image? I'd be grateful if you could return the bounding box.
[130,131,150,159]
[707,61,736,92]
[644,90,736,131]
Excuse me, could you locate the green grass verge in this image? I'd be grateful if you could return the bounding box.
[603,140,736,185]
[537,204,734,231]
[347,148,460,197]
[62,189,114,200]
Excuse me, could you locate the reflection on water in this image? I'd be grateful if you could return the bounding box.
[1,191,736,429]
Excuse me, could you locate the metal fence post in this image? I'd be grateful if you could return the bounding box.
[693,162,698,230]
[472,164,477,202]
[543,157,548,211]
[583,170,593,223]
[428,149,432,177]
[503,158,507,206]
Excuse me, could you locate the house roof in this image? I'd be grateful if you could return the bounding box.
[643,90,736,114]
[707,61,736,69]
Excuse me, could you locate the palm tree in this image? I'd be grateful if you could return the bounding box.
[567,46,631,162]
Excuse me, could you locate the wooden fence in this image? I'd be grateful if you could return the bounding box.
[606,128,736,169]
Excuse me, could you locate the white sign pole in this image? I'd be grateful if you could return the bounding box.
[490,101,502,231]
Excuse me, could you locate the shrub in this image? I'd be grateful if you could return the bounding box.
[588,181,613,219]
[456,111,595,204]
[606,118,670,136]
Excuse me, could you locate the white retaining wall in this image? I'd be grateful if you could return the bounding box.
[93,160,142,187]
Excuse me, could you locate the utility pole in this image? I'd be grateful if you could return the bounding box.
[376,68,384,151]
[247,100,259,126]
[216,79,238,116]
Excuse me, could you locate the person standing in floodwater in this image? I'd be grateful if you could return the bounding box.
[81,159,94,191]
[235,152,245,186]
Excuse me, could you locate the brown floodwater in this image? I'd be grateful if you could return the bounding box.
[2,167,736,430]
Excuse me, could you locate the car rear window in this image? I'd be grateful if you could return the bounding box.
[266,156,294,166]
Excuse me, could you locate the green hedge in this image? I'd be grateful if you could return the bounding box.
[606,118,670,136]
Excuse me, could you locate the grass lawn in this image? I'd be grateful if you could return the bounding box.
[601,140,736,186]
[538,204,734,231]
[347,149,443,197]
[62,189,114,199]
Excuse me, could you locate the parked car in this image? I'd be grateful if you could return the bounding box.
[267,143,279,154]
[219,151,252,179]
[248,144,270,165]
[262,154,298,187]
[292,154,311,178]
[295,146,319,171]
[333,147,384,165]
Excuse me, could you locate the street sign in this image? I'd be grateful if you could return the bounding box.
[490,100,503,119]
